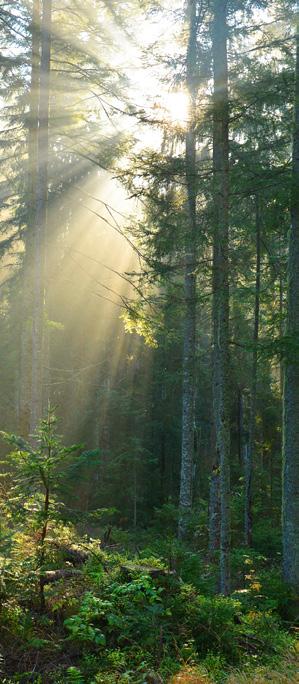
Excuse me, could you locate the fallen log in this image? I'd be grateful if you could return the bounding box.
[50,542,89,565]
[144,672,163,684]
[120,563,175,579]
[40,569,81,587]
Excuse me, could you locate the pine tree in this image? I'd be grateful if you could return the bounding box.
[244,194,261,546]
[19,0,41,438]
[283,1,299,589]
[178,0,198,540]
[212,0,231,595]
[30,0,52,434]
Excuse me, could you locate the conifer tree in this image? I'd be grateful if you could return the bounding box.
[178,0,198,540]
[30,0,52,434]
[283,1,299,589]
[19,0,41,437]
[212,0,231,595]
[244,195,261,546]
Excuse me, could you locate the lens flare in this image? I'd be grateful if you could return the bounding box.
[163,91,189,126]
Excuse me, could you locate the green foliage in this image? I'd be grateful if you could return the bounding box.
[200,654,227,682]
[152,503,179,535]
[0,2,298,682]
[57,559,295,678]
[65,668,84,684]
[166,585,242,662]
[64,593,106,645]
[253,521,282,556]
[0,532,297,682]
[0,408,81,526]
[0,410,296,681]
[0,410,92,609]
[233,561,298,621]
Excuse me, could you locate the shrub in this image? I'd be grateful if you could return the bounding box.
[232,564,298,621]
[167,584,242,662]
[64,593,106,645]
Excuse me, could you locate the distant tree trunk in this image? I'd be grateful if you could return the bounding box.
[279,273,284,398]
[30,0,52,434]
[133,459,137,530]
[208,409,220,553]
[211,0,230,594]
[283,6,299,590]
[237,389,244,465]
[160,429,166,502]
[178,0,198,540]
[208,464,220,554]
[93,360,102,451]
[19,0,40,437]
[244,194,261,546]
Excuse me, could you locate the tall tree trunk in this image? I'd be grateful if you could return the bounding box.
[212,0,230,594]
[30,0,52,434]
[208,464,220,554]
[178,0,198,539]
[283,5,299,589]
[238,389,244,465]
[19,0,41,437]
[279,272,284,398]
[244,194,261,546]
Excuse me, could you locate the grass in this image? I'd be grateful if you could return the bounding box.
[170,670,212,683]
[168,652,299,684]
[226,669,299,683]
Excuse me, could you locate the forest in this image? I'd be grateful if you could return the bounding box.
[0,0,298,682]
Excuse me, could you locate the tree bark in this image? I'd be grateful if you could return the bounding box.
[211,0,230,594]
[30,0,52,435]
[244,194,261,547]
[208,464,220,554]
[19,0,41,437]
[283,4,299,590]
[40,569,81,586]
[178,0,198,540]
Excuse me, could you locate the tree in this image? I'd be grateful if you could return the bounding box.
[283,2,299,589]
[19,0,41,438]
[0,0,297,592]
[212,0,231,594]
[244,194,261,546]
[178,0,199,539]
[30,0,52,434]
[0,407,80,609]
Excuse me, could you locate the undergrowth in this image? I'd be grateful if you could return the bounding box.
[0,528,297,683]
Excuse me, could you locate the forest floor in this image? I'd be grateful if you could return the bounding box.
[1,525,298,683]
[169,659,299,682]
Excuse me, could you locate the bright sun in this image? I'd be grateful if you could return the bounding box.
[162,91,190,126]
